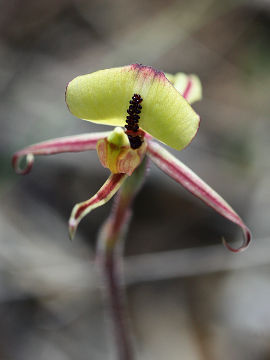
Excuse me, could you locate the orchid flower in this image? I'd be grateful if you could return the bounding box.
[12,64,251,252]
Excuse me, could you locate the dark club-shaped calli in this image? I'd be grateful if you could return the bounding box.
[12,64,251,251]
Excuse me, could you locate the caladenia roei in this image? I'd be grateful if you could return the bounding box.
[12,64,251,360]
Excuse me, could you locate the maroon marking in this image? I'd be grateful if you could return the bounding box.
[130,64,166,81]
[74,174,125,219]
[182,77,192,100]
[65,81,71,112]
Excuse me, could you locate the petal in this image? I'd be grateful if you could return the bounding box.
[166,72,202,104]
[12,132,110,175]
[69,173,127,239]
[65,64,200,151]
[147,140,251,252]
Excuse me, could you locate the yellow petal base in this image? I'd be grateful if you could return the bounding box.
[97,134,147,176]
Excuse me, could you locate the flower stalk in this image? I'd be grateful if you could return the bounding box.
[96,158,148,360]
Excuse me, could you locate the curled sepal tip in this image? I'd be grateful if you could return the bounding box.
[69,173,127,240]
[12,153,34,175]
[12,132,110,175]
[222,225,251,253]
[147,140,252,253]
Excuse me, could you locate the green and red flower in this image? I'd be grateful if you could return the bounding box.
[12,64,250,252]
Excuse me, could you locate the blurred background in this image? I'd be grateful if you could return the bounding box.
[1,0,270,359]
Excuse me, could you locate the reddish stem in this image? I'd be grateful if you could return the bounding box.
[96,158,147,360]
